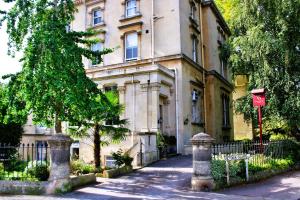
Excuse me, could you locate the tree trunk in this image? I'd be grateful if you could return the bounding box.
[55,116,62,134]
[94,124,101,168]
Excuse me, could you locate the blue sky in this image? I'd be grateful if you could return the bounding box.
[0,2,22,80]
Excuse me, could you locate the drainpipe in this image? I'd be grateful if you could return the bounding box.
[132,75,135,146]
[171,68,180,154]
[200,3,207,132]
[151,0,155,65]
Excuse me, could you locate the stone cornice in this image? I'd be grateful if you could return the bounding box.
[206,70,233,89]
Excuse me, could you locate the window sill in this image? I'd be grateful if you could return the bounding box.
[118,21,143,29]
[89,22,106,29]
[125,58,138,62]
[191,122,205,127]
[222,125,231,130]
[119,13,142,22]
[90,64,103,68]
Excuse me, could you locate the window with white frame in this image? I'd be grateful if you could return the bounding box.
[105,156,116,168]
[93,9,103,26]
[191,89,202,124]
[126,0,137,17]
[125,32,138,61]
[91,42,103,66]
[192,37,198,62]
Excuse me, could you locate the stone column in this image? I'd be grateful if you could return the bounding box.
[140,83,149,132]
[118,86,126,119]
[48,134,72,180]
[150,82,160,132]
[191,132,214,191]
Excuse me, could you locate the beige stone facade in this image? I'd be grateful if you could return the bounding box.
[71,0,234,165]
[232,75,254,140]
[22,0,234,166]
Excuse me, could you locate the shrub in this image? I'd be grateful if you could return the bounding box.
[25,161,49,181]
[0,163,4,179]
[111,149,133,168]
[163,135,177,146]
[5,158,28,172]
[156,132,167,149]
[211,159,226,181]
[269,133,289,141]
[122,153,133,167]
[70,160,95,175]
[112,149,124,167]
[212,159,253,186]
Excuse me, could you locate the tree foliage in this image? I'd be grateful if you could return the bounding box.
[0,0,113,132]
[69,91,129,168]
[216,0,300,137]
[0,84,24,145]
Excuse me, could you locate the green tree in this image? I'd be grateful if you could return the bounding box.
[69,91,129,168]
[0,83,25,145]
[216,0,300,138]
[0,0,113,132]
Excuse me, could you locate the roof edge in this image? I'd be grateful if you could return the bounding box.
[201,0,231,36]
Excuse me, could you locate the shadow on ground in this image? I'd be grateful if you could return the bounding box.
[61,156,262,200]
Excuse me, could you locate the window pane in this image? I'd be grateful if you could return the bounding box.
[93,10,102,25]
[126,0,136,17]
[132,47,138,58]
[126,33,138,47]
[125,33,138,60]
[126,48,133,59]
[127,8,136,17]
[91,43,103,52]
[91,42,103,65]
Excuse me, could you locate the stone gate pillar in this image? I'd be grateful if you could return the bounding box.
[48,134,72,180]
[191,132,214,191]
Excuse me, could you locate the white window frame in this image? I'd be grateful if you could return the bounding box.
[93,9,103,26]
[125,32,138,61]
[126,0,137,17]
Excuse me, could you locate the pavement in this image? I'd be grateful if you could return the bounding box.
[1,156,299,200]
[218,170,300,200]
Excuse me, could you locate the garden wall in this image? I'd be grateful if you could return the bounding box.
[0,174,96,195]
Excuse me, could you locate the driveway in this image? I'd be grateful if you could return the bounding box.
[219,170,300,200]
[0,156,287,200]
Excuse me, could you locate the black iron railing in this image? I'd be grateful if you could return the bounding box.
[0,143,50,181]
[212,140,290,168]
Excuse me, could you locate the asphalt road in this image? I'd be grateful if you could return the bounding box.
[219,170,300,200]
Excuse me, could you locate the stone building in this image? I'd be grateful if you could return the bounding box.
[232,75,254,140]
[22,0,234,166]
[72,0,233,165]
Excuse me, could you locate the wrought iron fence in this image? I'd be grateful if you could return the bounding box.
[212,140,290,168]
[0,142,50,180]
